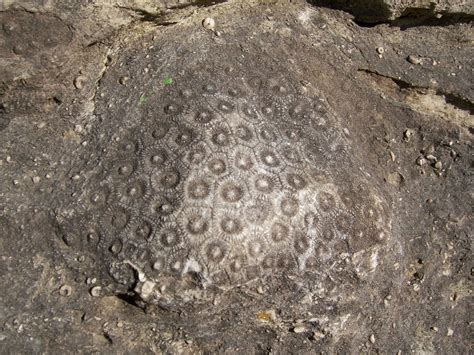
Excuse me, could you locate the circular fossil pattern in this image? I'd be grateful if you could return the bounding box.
[195,109,214,124]
[152,169,181,190]
[280,196,299,217]
[254,174,276,194]
[294,232,311,253]
[186,213,209,235]
[205,241,227,264]
[259,149,280,168]
[109,159,137,180]
[258,126,277,143]
[102,206,131,232]
[235,124,254,142]
[57,47,392,304]
[271,222,289,243]
[245,200,271,224]
[217,100,234,113]
[186,144,207,166]
[318,190,337,212]
[159,225,182,248]
[164,103,182,115]
[220,216,243,235]
[287,173,308,192]
[149,196,179,217]
[133,219,153,240]
[187,178,211,200]
[146,148,169,168]
[220,182,245,203]
[89,186,111,208]
[118,179,147,203]
[234,151,254,171]
[211,126,232,147]
[152,123,171,140]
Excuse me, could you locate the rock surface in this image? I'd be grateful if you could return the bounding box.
[0,0,472,353]
[312,0,474,23]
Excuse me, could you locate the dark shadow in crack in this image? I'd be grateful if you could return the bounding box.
[167,0,228,10]
[390,8,474,30]
[307,0,391,23]
[308,0,474,29]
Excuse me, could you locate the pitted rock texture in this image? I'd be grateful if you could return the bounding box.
[1,1,472,353]
[53,38,391,303]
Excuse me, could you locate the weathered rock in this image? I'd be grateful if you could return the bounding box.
[0,0,472,353]
[311,0,474,23]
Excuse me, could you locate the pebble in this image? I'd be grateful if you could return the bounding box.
[135,280,155,300]
[390,151,396,162]
[407,55,422,65]
[434,161,443,170]
[256,310,276,322]
[257,286,264,294]
[202,17,216,31]
[293,325,307,333]
[59,285,72,297]
[447,327,454,336]
[74,76,86,90]
[369,334,376,343]
[312,330,325,340]
[32,176,41,184]
[416,156,427,166]
[6,156,12,163]
[119,76,129,85]
[90,286,102,297]
[426,154,437,162]
[404,128,414,141]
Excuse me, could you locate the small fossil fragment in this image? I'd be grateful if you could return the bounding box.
[74,76,86,90]
[134,280,156,301]
[416,156,426,166]
[90,286,102,297]
[59,285,72,297]
[257,310,276,322]
[404,128,414,141]
[202,18,216,31]
[293,325,307,333]
[313,331,325,340]
[407,55,422,65]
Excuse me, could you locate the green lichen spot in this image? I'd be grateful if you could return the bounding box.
[139,94,148,104]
